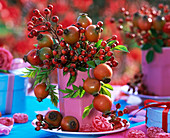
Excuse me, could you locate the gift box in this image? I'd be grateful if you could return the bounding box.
[145,100,170,133]
[0,70,28,115]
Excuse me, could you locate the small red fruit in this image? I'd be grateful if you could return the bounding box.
[93,63,113,83]
[34,83,49,102]
[83,78,101,95]
[61,116,79,132]
[45,110,63,127]
[116,103,121,109]
[93,94,112,113]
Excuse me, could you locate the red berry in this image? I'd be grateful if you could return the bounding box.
[158,3,164,9]
[91,49,96,55]
[57,29,63,36]
[124,11,129,16]
[28,32,34,38]
[47,4,53,10]
[112,35,117,40]
[31,16,38,23]
[99,49,105,55]
[81,50,86,56]
[79,27,85,33]
[84,57,88,62]
[107,51,113,56]
[105,46,110,52]
[116,117,121,121]
[36,114,43,121]
[99,55,104,60]
[36,121,42,126]
[110,18,115,23]
[62,49,68,55]
[112,60,118,67]
[33,9,40,15]
[118,110,123,116]
[97,21,103,27]
[35,126,41,131]
[81,35,86,41]
[45,54,50,59]
[70,63,76,68]
[27,21,34,26]
[57,24,63,29]
[118,18,123,24]
[117,25,123,30]
[63,67,69,72]
[45,22,51,27]
[123,108,128,114]
[38,17,43,22]
[79,55,84,61]
[27,25,34,31]
[52,58,58,64]
[60,41,65,47]
[122,119,127,125]
[42,123,49,129]
[115,40,119,45]
[120,7,125,12]
[53,50,58,56]
[70,50,75,56]
[44,8,50,15]
[52,16,59,22]
[101,41,107,47]
[116,103,121,109]
[31,29,38,36]
[71,71,76,76]
[61,55,66,62]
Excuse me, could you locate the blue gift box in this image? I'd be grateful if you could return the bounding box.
[0,70,28,115]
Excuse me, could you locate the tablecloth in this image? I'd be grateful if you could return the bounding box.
[1,96,145,138]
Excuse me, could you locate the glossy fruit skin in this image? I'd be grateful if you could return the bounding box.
[63,26,80,45]
[83,78,101,95]
[138,16,152,31]
[85,25,101,42]
[37,34,53,48]
[23,49,42,66]
[153,16,165,31]
[163,22,170,34]
[77,13,92,29]
[93,94,112,113]
[61,116,79,132]
[93,63,113,83]
[39,47,52,61]
[34,83,49,102]
[45,110,63,127]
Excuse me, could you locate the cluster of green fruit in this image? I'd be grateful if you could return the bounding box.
[111,4,170,63]
[23,4,128,118]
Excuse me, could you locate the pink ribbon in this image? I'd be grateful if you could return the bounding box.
[5,74,15,114]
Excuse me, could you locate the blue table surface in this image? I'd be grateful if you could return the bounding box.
[1,96,145,138]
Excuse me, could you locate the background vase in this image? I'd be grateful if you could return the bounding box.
[142,48,170,96]
[57,69,102,129]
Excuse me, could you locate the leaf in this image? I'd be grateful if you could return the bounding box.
[102,83,113,90]
[79,89,85,98]
[33,44,38,47]
[95,59,101,65]
[86,61,96,69]
[150,29,158,37]
[101,86,111,98]
[50,93,58,107]
[82,104,94,119]
[101,56,111,63]
[107,40,116,46]
[141,43,152,50]
[63,92,75,98]
[67,74,77,87]
[87,67,91,78]
[146,50,154,63]
[162,33,168,39]
[72,85,79,90]
[156,39,164,46]
[59,89,68,93]
[65,88,74,93]
[94,39,102,49]
[112,45,129,52]
[77,67,87,72]
[153,44,162,53]
[63,71,68,76]
[71,91,79,98]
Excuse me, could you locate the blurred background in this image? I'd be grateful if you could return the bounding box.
[0,0,170,86]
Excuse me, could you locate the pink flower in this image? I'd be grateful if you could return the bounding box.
[0,48,13,70]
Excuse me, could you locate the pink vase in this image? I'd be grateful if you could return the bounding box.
[142,48,170,96]
[57,69,102,128]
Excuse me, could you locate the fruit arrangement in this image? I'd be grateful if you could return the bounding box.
[111,4,170,63]
[34,102,129,132]
[23,4,129,131]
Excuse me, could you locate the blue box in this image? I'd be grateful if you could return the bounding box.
[0,70,28,115]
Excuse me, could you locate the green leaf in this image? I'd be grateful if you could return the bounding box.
[77,67,87,72]
[101,86,111,98]
[95,59,101,66]
[102,83,113,90]
[71,91,79,98]
[72,85,79,90]
[86,61,96,69]
[59,89,68,93]
[94,39,102,49]
[67,74,77,87]
[156,39,164,46]
[150,29,158,37]
[87,67,91,78]
[33,44,38,47]
[146,50,154,63]
[107,40,116,46]
[112,45,129,52]
[82,104,94,119]
[162,33,169,39]
[153,44,162,53]
[66,88,74,93]
[50,93,58,107]
[141,43,152,50]
[79,89,85,98]
[101,56,111,63]
[63,71,68,76]
[63,92,75,98]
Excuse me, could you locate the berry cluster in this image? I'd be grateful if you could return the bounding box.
[127,73,155,96]
[111,4,170,63]
[35,110,79,132]
[24,4,128,107]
